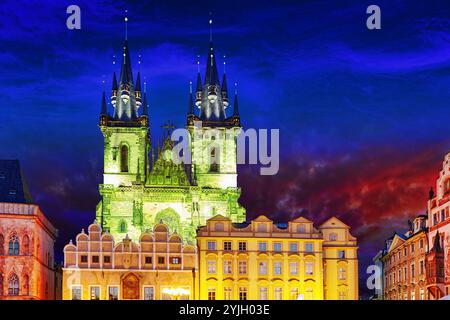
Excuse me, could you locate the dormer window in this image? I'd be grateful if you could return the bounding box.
[329,233,338,241]
[257,224,267,232]
[297,224,306,233]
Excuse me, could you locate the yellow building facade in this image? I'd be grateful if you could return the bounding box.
[197,215,358,300]
[62,222,198,300]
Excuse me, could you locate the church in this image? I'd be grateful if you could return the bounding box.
[96,24,245,244]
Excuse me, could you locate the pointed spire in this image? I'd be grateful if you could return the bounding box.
[195,57,202,107]
[135,71,142,107]
[111,72,118,107]
[233,82,239,117]
[204,41,220,87]
[188,81,195,115]
[221,57,229,107]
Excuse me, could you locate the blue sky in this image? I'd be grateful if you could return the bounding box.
[1,0,450,297]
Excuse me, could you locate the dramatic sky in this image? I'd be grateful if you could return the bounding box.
[2,0,450,297]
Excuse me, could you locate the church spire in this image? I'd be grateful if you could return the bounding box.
[142,80,149,117]
[221,57,229,107]
[233,82,240,117]
[111,71,118,107]
[135,71,142,108]
[195,57,202,107]
[188,81,195,116]
[100,87,107,116]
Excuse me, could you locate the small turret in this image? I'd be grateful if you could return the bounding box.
[221,61,229,108]
[135,72,142,108]
[195,60,202,107]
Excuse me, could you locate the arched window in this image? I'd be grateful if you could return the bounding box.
[0,234,4,255]
[119,221,127,233]
[338,267,347,280]
[120,145,129,173]
[23,275,30,296]
[8,234,19,255]
[329,233,338,241]
[209,148,219,172]
[8,273,19,296]
[22,235,30,255]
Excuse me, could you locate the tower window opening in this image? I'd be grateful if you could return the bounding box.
[120,145,129,172]
[209,148,219,173]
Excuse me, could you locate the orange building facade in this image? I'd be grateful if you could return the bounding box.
[382,216,428,300]
[62,222,198,300]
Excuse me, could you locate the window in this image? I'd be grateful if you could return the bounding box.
[329,233,337,241]
[420,288,424,300]
[297,224,306,233]
[305,262,314,275]
[171,257,181,264]
[224,260,232,274]
[290,288,299,300]
[273,242,282,252]
[144,287,154,300]
[441,209,445,222]
[419,239,424,249]
[0,234,4,255]
[223,241,232,251]
[81,255,88,263]
[224,287,232,300]
[90,286,100,300]
[238,241,247,251]
[290,262,298,275]
[108,286,119,300]
[338,250,346,259]
[238,261,247,275]
[215,223,224,231]
[72,286,82,300]
[259,287,268,300]
[411,264,415,278]
[274,287,283,300]
[208,261,216,274]
[289,242,298,253]
[239,287,247,300]
[257,224,267,232]
[433,213,438,225]
[207,241,216,251]
[208,288,216,300]
[339,291,347,300]
[274,261,282,275]
[403,247,407,257]
[411,291,415,300]
[22,235,30,255]
[158,257,165,264]
[420,260,424,275]
[8,234,19,255]
[120,145,129,172]
[104,256,111,263]
[411,243,415,253]
[0,274,3,296]
[338,267,346,280]
[259,261,267,275]
[259,241,267,252]
[305,242,313,253]
[92,256,99,263]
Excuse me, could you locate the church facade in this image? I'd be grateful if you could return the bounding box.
[96,36,245,244]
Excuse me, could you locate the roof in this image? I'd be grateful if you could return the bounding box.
[0,160,32,203]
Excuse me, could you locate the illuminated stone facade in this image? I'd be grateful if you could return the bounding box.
[426,151,450,299]
[197,215,359,300]
[62,221,198,300]
[0,203,58,300]
[381,216,428,300]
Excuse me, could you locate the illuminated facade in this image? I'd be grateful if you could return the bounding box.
[62,221,198,300]
[381,216,428,300]
[96,32,245,244]
[197,215,359,300]
[426,151,450,299]
[0,160,59,300]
